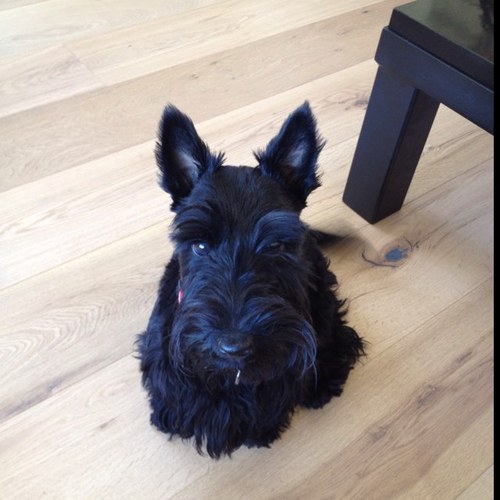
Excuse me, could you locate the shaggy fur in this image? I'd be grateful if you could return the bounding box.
[137,102,364,458]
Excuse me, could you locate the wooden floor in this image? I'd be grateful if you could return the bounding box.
[0,1,493,498]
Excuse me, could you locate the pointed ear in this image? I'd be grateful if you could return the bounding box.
[155,105,224,209]
[255,102,324,208]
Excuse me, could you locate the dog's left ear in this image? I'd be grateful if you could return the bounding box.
[155,105,224,210]
[255,102,324,208]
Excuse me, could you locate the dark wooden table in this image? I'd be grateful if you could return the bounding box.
[342,0,494,223]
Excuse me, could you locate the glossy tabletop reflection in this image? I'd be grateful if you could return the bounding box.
[390,0,494,88]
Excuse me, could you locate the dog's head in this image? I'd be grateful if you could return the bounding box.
[156,103,325,386]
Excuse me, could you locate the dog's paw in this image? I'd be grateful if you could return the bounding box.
[300,378,345,409]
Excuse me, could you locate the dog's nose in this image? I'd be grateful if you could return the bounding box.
[217,335,253,358]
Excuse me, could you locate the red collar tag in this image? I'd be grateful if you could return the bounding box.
[177,279,184,304]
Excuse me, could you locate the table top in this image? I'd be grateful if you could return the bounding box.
[389,0,493,89]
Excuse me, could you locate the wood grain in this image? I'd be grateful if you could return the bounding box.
[0,0,493,498]
[69,0,400,85]
[0,45,103,118]
[456,466,494,500]
[0,0,221,58]
[0,0,400,192]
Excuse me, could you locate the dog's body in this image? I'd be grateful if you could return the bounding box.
[138,103,364,458]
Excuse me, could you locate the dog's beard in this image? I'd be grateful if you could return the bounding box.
[169,299,317,387]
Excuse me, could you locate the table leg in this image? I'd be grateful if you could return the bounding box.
[343,66,439,223]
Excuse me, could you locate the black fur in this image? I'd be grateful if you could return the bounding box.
[137,102,364,458]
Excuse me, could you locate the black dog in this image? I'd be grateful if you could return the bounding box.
[138,102,364,458]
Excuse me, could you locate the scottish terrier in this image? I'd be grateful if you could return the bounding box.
[137,102,364,458]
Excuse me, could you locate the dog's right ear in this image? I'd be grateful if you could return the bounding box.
[254,102,324,210]
[155,105,224,209]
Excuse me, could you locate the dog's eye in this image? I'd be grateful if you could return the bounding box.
[266,242,286,253]
[192,241,210,256]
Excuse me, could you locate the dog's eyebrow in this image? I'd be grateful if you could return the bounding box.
[254,211,305,247]
[172,203,220,242]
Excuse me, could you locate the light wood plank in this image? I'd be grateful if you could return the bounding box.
[0,223,168,423]
[0,0,222,58]
[398,409,493,499]
[69,0,403,85]
[0,141,158,288]
[0,0,50,10]
[0,355,216,499]
[0,45,103,118]
[456,466,494,500]
[332,159,493,358]
[0,0,401,193]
